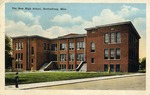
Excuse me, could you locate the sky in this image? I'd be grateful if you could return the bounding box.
[5,3,146,58]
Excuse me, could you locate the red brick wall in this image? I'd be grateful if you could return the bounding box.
[35,37,50,70]
[12,37,28,71]
[12,36,51,71]
[86,24,130,72]
[53,37,86,70]
[11,23,139,72]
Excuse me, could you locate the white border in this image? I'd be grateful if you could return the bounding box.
[0,0,149,95]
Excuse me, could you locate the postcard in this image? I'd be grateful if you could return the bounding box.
[0,0,149,95]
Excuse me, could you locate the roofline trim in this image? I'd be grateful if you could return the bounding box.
[85,21,131,31]
[11,35,51,40]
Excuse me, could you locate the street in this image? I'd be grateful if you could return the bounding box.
[31,75,145,90]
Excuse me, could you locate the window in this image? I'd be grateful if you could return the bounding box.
[18,42,21,50]
[116,64,120,72]
[77,42,80,50]
[69,43,74,50]
[32,59,34,63]
[116,48,120,59]
[16,63,19,68]
[110,49,114,59]
[18,53,20,60]
[47,44,50,50]
[77,42,84,50]
[15,42,23,50]
[117,32,121,43]
[44,43,46,50]
[60,43,66,50]
[69,64,74,70]
[15,53,18,60]
[91,58,95,64]
[105,34,109,43]
[83,42,85,49]
[63,64,66,69]
[104,49,108,59]
[59,64,61,69]
[15,63,17,68]
[110,33,115,43]
[60,64,66,69]
[51,44,57,51]
[77,53,84,61]
[31,47,34,55]
[110,64,114,72]
[16,63,21,69]
[21,42,23,49]
[16,53,23,61]
[16,43,18,50]
[104,64,108,71]
[69,54,74,61]
[21,64,23,69]
[18,64,20,68]
[51,54,57,61]
[60,54,66,61]
[91,42,95,52]
[21,53,23,60]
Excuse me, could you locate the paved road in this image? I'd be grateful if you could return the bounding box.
[31,75,145,90]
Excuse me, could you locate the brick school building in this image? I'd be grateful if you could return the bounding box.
[11,21,140,72]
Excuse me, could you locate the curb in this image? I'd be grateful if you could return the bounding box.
[5,73,145,90]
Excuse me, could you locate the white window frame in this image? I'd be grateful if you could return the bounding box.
[91,42,95,52]
[110,49,114,59]
[105,33,109,43]
[117,32,121,43]
[69,54,74,61]
[110,33,115,43]
[60,54,66,61]
[69,42,74,50]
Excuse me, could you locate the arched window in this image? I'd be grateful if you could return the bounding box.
[110,33,115,43]
[117,32,121,43]
[104,33,109,43]
[91,42,95,52]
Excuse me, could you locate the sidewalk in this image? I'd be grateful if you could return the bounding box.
[5,73,145,90]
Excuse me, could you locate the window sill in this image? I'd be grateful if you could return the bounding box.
[105,42,121,45]
[69,49,74,50]
[104,59,121,60]
[91,51,95,53]
[51,50,57,52]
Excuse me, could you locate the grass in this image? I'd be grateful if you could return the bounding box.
[5,71,126,85]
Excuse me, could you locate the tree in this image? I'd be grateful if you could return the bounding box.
[140,57,146,70]
[5,35,13,69]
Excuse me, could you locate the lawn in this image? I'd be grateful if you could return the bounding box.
[5,71,126,85]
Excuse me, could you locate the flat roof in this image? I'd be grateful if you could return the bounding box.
[11,35,51,40]
[85,21,141,39]
[11,33,87,40]
[57,33,86,39]
[85,21,131,30]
